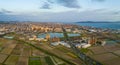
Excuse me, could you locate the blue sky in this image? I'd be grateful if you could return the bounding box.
[0,0,120,22]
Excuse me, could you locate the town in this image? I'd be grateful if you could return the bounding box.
[0,22,120,65]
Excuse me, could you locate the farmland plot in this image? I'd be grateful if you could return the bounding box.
[2,40,16,48]
[11,49,21,55]
[45,56,55,65]
[7,43,17,49]
[40,57,48,65]
[4,55,19,65]
[1,43,16,54]
[29,57,42,65]
[21,46,31,57]
[12,44,24,55]
[14,44,24,49]
[92,53,118,62]
[32,48,45,56]
[1,48,14,55]
[52,56,65,64]
[16,56,28,65]
[0,47,4,52]
[0,53,8,63]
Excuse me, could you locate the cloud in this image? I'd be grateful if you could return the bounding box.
[1,8,12,13]
[47,0,81,8]
[92,0,105,2]
[0,9,16,17]
[40,2,51,9]
[112,11,120,15]
[0,12,3,14]
[0,10,120,22]
[92,8,106,12]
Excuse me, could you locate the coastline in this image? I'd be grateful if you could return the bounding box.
[69,22,120,30]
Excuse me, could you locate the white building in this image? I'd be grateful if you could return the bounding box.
[50,41,71,48]
[51,42,59,46]
[82,44,91,48]
[75,43,91,48]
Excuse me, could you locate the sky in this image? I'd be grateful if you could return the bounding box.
[0,0,120,22]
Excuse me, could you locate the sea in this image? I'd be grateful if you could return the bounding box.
[65,22,120,30]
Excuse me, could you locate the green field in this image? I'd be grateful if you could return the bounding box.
[80,48,89,53]
[29,57,42,65]
[45,56,55,65]
[56,45,72,53]
[58,64,66,65]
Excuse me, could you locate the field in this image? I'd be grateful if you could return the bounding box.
[52,56,66,65]
[55,45,72,53]
[11,49,21,55]
[21,45,31,57]
[11,44,23,55]
[89,46,107,54]
[29,57,42,65]
[0,53,8,63]
[32,41,82,65]
[4,55,19,65]
[113,50,120,56]
[16,57,28,65]
[1,48,14,55]
[58,64,66,65]
[45,56,55,65]
[103,58,120,65]
[92,53,118,62]
[31,48,45,56]
[66,52,77,58]
[0,39,71,65]
[88,44,120,65]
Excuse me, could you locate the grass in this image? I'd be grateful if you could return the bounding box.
[45,56,55,65]
[56,45,71,53]
[52,56,67,65]
[52,56,62,63]
[0,47,4,52]
[0,42,3,46]
[67,52,77,58]
[58,64,66,65]
[80,48,89,53]
[29,57,42,65]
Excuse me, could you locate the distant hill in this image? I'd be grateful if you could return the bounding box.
[76,21,120,23]
[0,21,10,24]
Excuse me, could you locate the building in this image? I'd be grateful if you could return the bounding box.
[46,33,50,40]
[51,37,60,42]
[88,37,97,45]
